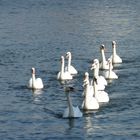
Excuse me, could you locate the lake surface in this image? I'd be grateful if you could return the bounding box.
[0,0,140,139]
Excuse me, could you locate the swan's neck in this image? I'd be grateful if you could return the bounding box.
[93,67,99,79]
[109,62,113,77]
[32,74,36,88]
[67,55,71,70]
[66,92,74,117]
[101,50,106,62]
[61,60,65,75]
[84,84,91,106]
[93,81,98,97]
[112,45,117,56]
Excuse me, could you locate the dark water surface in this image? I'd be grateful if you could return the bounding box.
[0,0,140,139]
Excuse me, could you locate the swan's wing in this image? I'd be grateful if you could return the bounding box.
[73,106,83,117]
[36,78,44,89]
[69,65,78,74]
[64,71,73,80]
[98,76,107,85]
[111,71,118,79]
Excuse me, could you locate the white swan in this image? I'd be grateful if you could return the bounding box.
[103,58,118,79]
[65,52,78,75]
[93,78,109,103]
[91,59,107,90]
[82,72,99,110]
[110,41,122,64]
[100,44,113,70]
[57,56,73,80]
[28,67,44,90]
[63,92,83,118]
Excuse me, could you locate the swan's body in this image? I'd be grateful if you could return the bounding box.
[65,52,78,75]
[57,56,73,80]
[104,59,118,79]
[93,78,109,103]
[100,44,113,70]
[91,59,107,90]
[110,41,122,64]
[82,72,99,110]
[63,92,83,118]
[28,67,44,90]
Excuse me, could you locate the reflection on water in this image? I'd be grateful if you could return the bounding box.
[32,89,43,102]
[68,118,75,129]
[84,116,95,135]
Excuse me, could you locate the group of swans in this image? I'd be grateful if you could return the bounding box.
[57,52,78,81]
[82,41,122,111]
[100,41,122,79]
[28,41,122,118]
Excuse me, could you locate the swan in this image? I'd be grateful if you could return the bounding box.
[57,56,73,80]
[93,78,109,103]
[82,72,93,96]
[103,58,118,79]
[63,92,83,118]
[110,41,122,64]
[28,67,44,90]
[100,44,113,70]
[91,59,107,90]
[65,52,78,75]
[82,72,99,110]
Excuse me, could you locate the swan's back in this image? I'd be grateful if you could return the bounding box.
[97,76,108,86]
[35,78,44,89]
[110,54,122,64]
[95,90,109,103]
[104,71,118,79]
[63,106,83,118]
[65,65,78,75]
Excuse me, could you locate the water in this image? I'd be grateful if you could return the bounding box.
[0,0,140,139]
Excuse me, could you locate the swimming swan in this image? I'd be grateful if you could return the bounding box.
[63,92,83,118]
[103,58,118,79]
[91,59,107,90]
[110,41,122,64]
[65,52,78,75]
[82,72,99,110]
[100,44,113,70]
[28,67,44,90]
[57,56,73,80]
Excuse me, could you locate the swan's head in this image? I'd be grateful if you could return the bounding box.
[31,67,35,74]
[85,72,89,76]
[94,59,99,64]
[60,56,64,63]
[66,51,71,59]
[108,58,112,63]
[91,59,99,70]
[112,41,116,46]
[100,44,105,50]
[83,72,89,86]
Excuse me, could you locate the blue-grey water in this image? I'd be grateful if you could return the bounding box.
[0,0,140,139]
